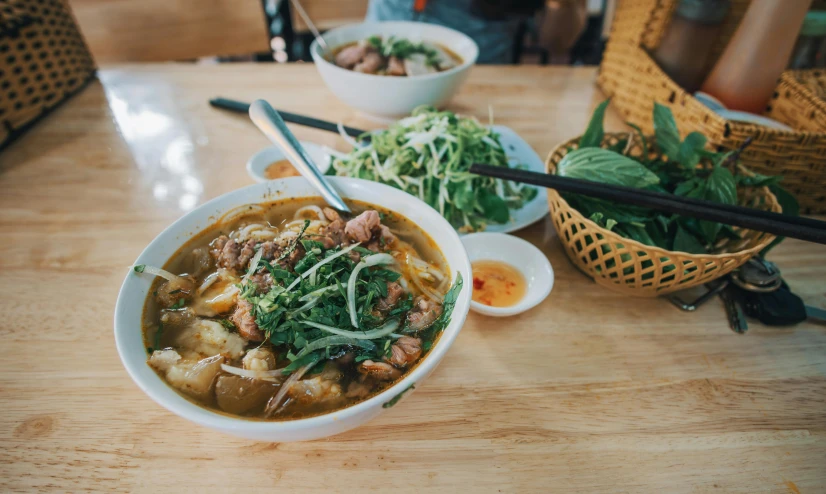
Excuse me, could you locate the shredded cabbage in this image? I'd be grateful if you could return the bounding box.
[330,106,537,231]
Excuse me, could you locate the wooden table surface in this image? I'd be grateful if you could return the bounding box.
[1,64,824,493]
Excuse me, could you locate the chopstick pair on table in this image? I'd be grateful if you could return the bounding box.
[210,97,826,245]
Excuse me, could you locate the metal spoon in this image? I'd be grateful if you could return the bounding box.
[290,0,329,55]
[248,99,351,213]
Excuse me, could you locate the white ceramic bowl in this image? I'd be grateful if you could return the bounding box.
[311,22,479,117]
[246,142,331,183]
[114,177,472,441]
[461,232,553,317]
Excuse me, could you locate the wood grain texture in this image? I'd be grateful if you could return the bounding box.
[0,65,824,493]
[291,0,369,32]
[68,0,270,62]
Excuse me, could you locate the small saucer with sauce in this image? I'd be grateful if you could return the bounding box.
[246,142,332,182]
[460,232,553,317]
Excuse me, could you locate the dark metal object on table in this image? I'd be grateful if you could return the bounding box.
[720,284,749,333]
[730,257,782,292]
[289,0,329,54]
[668,279,729,311]
[731,258,826,326]
[468,163,826,245]
[248,99,351,213]
[209,97,367,138]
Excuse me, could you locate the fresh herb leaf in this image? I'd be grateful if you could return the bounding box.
[281,351,323,374]
[557,147,660,188]
[761,184,800,255]
[218,319,235,330]
[154,322,164,350]
[677,131,707,168]
[383,384,415,408]
[579,99,610,148]
[478,190,509,223]
[699,166,737,242]
[673,225,706,254]
[652,102,681,161]
[277,220,310,262]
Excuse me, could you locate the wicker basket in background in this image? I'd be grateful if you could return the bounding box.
[545,133,780,297]
[598,0,826,214]
[0,0,96,150]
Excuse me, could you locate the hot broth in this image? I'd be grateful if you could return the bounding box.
[137,198,459,420]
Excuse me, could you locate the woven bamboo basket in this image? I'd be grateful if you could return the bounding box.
[0,0,96,150]
[545,133,780,297]
[598,0,826,214]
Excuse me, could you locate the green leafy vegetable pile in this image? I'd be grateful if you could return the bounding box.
[557,100,798,254]
[330,106,538,231]
[236,236,463,373]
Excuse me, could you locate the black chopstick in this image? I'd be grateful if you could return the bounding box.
[469,164,826,245]
[209,97,368,138]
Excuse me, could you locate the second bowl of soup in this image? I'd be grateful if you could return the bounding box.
[311,22,478,117]
[115,177,472,441]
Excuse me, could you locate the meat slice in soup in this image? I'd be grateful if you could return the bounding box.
[331,36,463,76]
[135,199,463,420]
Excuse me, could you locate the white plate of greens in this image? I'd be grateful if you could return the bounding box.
[327,107,548,234]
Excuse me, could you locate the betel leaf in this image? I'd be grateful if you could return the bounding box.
[677,131,707,168]
[579,99,610,148]
[652,102,681,161]
[478,190,509,223]
[557,147,660,188]
[673,225,706,254]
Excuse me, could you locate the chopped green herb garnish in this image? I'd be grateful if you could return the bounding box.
[383,384,415,408]
[153,322,164,350]
[133,265,146,273]
[277,219,310,262]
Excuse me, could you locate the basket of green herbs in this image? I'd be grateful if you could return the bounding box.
[545,101,796,296]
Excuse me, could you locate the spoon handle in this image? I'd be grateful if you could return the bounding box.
[249,99,351,213]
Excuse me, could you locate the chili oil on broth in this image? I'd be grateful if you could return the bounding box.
[264,159,301,180]
[141,197,450,421]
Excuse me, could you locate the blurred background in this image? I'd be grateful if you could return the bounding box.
[66,0,612,66]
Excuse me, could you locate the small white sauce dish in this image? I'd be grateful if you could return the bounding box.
[461,232,553,317]
[246,142,332,183]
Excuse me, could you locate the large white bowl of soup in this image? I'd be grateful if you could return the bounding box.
[311,21,478,117]
[114,177,471,442]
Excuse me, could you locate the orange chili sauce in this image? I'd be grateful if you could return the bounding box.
[264,159,301,179]
[471,260,526,307]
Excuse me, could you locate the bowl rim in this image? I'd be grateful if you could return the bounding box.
[544,132,779,260]
[310,21,479,83]
[114,177,472,434]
